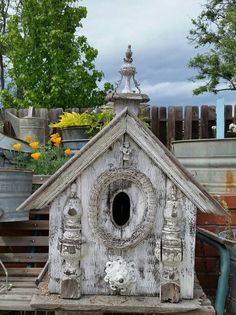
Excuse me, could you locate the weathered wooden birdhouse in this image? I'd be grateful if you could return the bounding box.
[18,46,225,313]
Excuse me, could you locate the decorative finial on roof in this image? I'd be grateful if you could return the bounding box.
[114,45,141,94]
[124,45,133,63]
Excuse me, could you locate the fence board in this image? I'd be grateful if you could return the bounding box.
[49,108,63,123]
[225,105,233,137]
[200,106,209,139]
[159,107,167,146]
[167,106,175,149]
[151,106,159,139]
[2,104,236,143]
[208,106,216,138]
[35,108,49,119]
[184,106,193,140]
[175,106,183,141]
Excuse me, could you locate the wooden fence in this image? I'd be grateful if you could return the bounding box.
[2,104,236,149]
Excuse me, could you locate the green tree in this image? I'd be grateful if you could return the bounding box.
[0,0,21,91]
[1,0,111,109]
[188,0,236,95]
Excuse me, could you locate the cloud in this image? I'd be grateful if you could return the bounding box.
[142,81,197,98]
[80,0,235,106]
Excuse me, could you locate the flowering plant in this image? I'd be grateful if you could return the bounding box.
[229,123,236,133]
[11,133,71,175]
[211,123,236,137]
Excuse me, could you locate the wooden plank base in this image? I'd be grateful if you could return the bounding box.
[31,293,213,314]
[0,280,38,311]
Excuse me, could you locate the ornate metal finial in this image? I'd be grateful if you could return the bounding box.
[114,45,141,94]
[124,45,133,63]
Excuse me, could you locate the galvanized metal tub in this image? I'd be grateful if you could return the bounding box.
[172,138,236,194]
[62,127,89,153]
[0,132,31,167]
[61,126,89,140]
[0,169,32,222]
[219,230,236,315]
[62,139,89,153]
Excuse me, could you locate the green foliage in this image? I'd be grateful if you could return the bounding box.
[25,146,70,175]
[1,0,112,109]
[188,0,236,95]
[50,108,113,136]
[50,112,94,128]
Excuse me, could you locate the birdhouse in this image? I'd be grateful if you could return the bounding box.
[18,46,225,314]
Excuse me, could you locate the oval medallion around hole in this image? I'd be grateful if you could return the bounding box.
[112,192,130,227]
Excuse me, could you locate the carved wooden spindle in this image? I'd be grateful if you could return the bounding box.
[158,184,182,303]
[59,183,83,299]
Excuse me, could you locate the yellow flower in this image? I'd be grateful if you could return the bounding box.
[12,143,22,151]
[25,135,33,143]
[53,137,61,147]
[31,152,41,160]
[50,133,60,142]
[64,148,71,156]
[29,141,39,149]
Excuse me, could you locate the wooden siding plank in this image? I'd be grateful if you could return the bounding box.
[0,276,37,282]
[0,220,49,230]
[0,236,48,246]
[0,268,42,276]
[0,253,48,263]
[30,208,49,215]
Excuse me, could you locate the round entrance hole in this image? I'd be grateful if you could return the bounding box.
[112,192,130,227]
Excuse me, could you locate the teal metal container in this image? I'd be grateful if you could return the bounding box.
[219,230,236,315]
[0,169,32,222]
[172,138,236,194]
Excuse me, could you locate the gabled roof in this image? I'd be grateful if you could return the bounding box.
[17,108,226,215]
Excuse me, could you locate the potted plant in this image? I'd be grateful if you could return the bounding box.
[0,133,71,222]
[0,141,33,222]
[49,108,113,151]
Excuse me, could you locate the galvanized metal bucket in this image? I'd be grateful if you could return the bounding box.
[5,111,48,144]
[0,169,32,222]
[61,126,89,140]
[0,132,31,167]
[62,126,89,153]
[219,230,236,315]
[172,138,236,194]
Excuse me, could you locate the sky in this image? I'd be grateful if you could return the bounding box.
[81,0,235,107]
